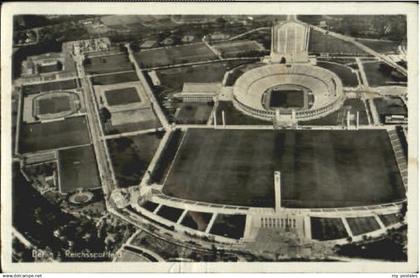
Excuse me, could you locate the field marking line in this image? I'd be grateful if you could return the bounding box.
[162,130,188,186]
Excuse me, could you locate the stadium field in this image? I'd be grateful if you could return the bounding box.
[22,79,79,96]
[84,54,134,75]
[58,145,100,193]
[19,116,91,153]
[308,29,369,56]
[269,89,304,108]
[163,129,405,208]
[316,62,359,87]
[91,71,139,85]
[134,43,217,68]
[38,95,71,114]
[104,87,141,106]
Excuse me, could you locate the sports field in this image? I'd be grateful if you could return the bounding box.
[212,40,265,58]
[308,29,369,56]
[163,129,405,208]
[362,62,407,87]
[38,95,71,114]
[22,79,79,96]
[104,87,141,106]
[58,145,100,193]
[107,133,161,186]
[134,43,217,68]
[84,54,134,75]
[91,71,139,85]
[19,116,91,153]
[269,90,304,108]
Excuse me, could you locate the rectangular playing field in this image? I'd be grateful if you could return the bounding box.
[134,43,217,68]
[269,90,304,108]
[58,145,100,193]
[19,116,91,153]
[38,96,71,114]
[163,129,405,208]
[104,87,141,106]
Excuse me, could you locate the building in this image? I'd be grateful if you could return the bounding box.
[174,82,222,102]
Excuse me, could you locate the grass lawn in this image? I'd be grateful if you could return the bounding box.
[104,87,141,106]
[84,54,134,75]
[373,97,407,123]
[181,211,212,231]
[91,71,139,85]
[163,129,405,208]
[216,101,270,125]
[107,132,162,187]
[310,217,348,241]
[346,216,381,236]
[175,103,213,124]
[363,62,407,87]
[300,98,369,126]
[212,40,266,58]
[135,43,217,68]
[269,90,305,108]
[19,116,91,153]
[316,61,359,87]
[58,145,100,193]
[309,30,369,56]
[22,79,79,95]
[38,95,71,114]
[209,214,246,239]
[379,213,402,227]
[356,39,401,53]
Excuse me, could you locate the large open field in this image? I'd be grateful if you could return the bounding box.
[308,29,369,56]
[22,79,79,95]
[107,132,162,187]
[163,129,405,208]
[19,116,91,153]
[38,95,71,114]
[58,145,100,193]
[91,71,139,85]
[362,62,407,87]
[212,40,266,58]
[300,98,369,126]
[134,43,217,68]
[84,53,134,75]
[104,87,141,106]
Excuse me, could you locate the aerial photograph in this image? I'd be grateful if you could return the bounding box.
[9,13,409,264]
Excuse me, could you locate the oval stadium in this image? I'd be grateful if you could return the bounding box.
[233,63,344,121]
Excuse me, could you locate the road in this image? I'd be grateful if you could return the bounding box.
[125,43,170,128]
[74,54,115,197]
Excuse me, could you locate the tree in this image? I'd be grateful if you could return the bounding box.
[99,107,111,123]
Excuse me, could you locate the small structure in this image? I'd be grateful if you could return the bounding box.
[148,70,161,86]
[174,82,222,103]
[140,40,157,49]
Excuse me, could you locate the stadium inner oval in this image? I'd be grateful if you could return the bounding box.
[232,63,345,122]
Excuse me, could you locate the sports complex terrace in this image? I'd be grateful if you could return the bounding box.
[162,128,405,209]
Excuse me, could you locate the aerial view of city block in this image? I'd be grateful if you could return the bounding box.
[11,14,408,263]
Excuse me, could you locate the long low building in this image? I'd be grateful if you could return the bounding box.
[174,82,222,102]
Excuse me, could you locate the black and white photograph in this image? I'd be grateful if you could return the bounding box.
[1,1,418,274]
